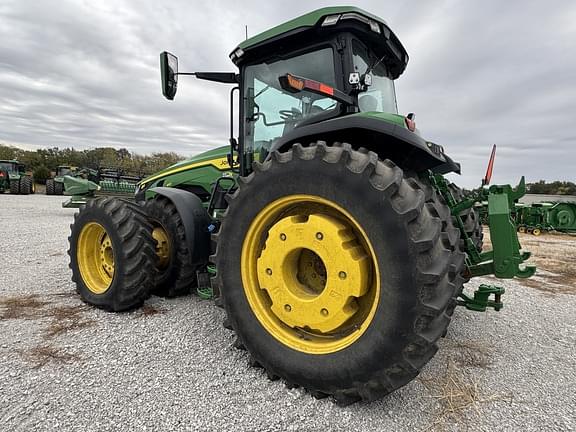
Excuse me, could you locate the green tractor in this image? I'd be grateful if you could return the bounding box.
[68,7,535,404]
[0,160,34,195]
[46,165,77,195]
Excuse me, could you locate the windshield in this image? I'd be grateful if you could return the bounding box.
[58,167,72,176]
[244,47,338,156]
[0,162,16,172]
[352,40,398,114]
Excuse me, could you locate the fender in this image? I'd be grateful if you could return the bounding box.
[149,187,212,266]
[269,114,461,174]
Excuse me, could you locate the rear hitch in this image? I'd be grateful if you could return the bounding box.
[429,172,536,312]
[458,284,505,312]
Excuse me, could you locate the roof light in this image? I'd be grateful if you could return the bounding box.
[322,14,340,26]
[339,13,381,34]
[229,48,244,61]
[369,20,381,34]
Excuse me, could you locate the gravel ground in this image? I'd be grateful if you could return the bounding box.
[1,194,575,431]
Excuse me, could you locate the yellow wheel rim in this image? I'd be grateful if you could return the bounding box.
[518,226,526,233]
[77,222,114,294]
[532,228,541,236]
[241,195,380,355]
[152,226,171,269]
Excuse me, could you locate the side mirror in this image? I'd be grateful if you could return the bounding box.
[160,51,178,100]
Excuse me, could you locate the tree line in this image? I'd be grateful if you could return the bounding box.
[527,180,576,195]
[0,143,186,183]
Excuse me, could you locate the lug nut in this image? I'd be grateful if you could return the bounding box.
[266,268,273,276]
[339,271,347,280]
[280,233,286,241]
[321,308,329,316]
[284,304,292,312]
[316,232,324,240]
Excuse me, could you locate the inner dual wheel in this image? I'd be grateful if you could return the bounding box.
[215,142,464,404]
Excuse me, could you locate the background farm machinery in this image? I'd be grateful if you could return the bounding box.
[61,167,141,207]
[0,160,34,195]
[480,198,576,235]
[515,201,576,235]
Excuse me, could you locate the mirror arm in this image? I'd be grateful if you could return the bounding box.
[180,72,239,84]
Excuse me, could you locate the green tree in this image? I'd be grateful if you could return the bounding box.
[33,165,51,184]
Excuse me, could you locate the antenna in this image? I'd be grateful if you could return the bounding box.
[245,25,248,40]
[482,144,497,186]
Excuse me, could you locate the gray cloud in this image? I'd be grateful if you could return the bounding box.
[0,0,574,188]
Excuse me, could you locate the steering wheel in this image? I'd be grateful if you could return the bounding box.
[279,108,302,121]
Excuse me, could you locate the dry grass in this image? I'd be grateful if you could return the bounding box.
[483,228,576,295]
[421,361,512,431]
[44,305,95,338]
[0,294,51,320]
[0,294,96,337]
[19,345,81,369]
[135,304,165,317]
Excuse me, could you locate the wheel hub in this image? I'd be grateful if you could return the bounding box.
[257,213,370,333]
[99,235,115,276]
[152,226,170,268]
[77,222,114,294]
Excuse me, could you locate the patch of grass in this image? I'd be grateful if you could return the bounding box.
[44,305,95,338]
[0,294,51,320]
[20,345,81,369]
[135,304,165,317]
[421,361,512,431]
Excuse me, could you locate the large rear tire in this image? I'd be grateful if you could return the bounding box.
[46,179,55,195]
[54,180,64,195]
[19,176,32,195]
[10,180,19,194]
[68,197,157,312]
[144,196,198,297]
[448,183,483,252]
[214,142,464,404]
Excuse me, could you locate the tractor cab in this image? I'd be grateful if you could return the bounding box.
[230,7,408,168]
[56,166,74,177]
[159,7,460,178]
[0,160,20,174]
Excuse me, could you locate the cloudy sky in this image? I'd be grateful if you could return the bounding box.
[1,0,575,188]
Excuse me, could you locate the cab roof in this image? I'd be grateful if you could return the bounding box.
[230,6,409,79]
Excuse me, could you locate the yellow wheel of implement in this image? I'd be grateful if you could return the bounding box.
[241,195,380,354]
[152,225,171,269]
[518,226,526,234]
[532,228,541,236]
[77,222,114,294]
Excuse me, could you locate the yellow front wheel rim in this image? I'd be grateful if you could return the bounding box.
[77,222,114,294]
[241,195,380,355]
